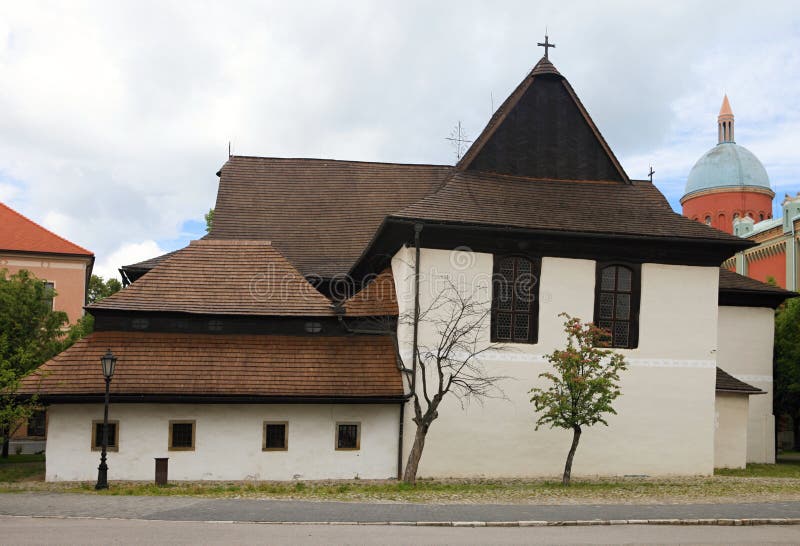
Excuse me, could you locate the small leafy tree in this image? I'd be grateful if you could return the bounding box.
[530,314,627,485]
[88,274,122,304]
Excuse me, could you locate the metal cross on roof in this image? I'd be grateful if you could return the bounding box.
[648,165,655,182]
[446,121,473,160]
[538,34,556,59]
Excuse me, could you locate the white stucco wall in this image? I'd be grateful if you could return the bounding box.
[393,248,719,477]
[717,305,775,463]
[715,393,750,469]
[45,404,399,482]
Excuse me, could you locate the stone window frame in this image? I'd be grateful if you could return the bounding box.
[168,420,196,451]
[335,422,361,451]
[91,420,119,452]
[262,421,289,451]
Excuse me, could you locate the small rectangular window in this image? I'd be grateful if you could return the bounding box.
[42,282,55,311]
[169,421,195,451]
[336,422,360,451]
[91,420,119,451]
[263,422,288,451]
[27,410,46,437]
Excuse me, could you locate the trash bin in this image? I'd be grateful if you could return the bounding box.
[155,457,168,485]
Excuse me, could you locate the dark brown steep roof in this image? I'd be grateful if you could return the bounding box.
[18,331,403,400]
[716,367,764,395]
[91,240,335,316]
[457,57,628,183]
[393,171,747,243]
[209,156,453,278]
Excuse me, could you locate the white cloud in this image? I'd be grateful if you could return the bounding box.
[92,240,167,280]
[0,0,798,268]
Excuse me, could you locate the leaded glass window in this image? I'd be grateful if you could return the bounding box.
[595,264,639,349]
[492,256,539,343]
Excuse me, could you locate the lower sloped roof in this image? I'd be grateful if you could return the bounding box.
[19,331,403,400]
[716,367,764,395]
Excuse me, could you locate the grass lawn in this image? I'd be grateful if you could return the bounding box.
[0,454,44,483]
[0,454,798,504]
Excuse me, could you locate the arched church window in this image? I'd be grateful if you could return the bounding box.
[733,212,740,220]
[491,255,540,343]
[760,213,765,221]
[704,216,711,225]
[594,263,640,349]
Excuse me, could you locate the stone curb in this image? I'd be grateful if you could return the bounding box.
[3,515,800,527]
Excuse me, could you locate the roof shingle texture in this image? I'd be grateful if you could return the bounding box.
[718,267,793,295]
[0,201,92,256]
[208,157,453,277]
[394,172,745,242]
[18,331,403,398]
[343,268,399,316]
[91,239,334,316]
[716,367,764,394]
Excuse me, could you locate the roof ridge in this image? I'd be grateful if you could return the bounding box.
[227,155,452,169]
[0,201,93,256]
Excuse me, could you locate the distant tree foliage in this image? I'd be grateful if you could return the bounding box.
[88,274,122,304]
[774,298,800,450]
[530,314,628,485]
[205,208,215,233]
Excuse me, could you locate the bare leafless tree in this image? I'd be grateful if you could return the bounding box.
[400,279,508,484]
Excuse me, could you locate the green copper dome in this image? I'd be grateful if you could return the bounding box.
[684,142,770,198]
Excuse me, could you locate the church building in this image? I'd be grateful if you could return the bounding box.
[20,51,794,481]
[682,95,800,292]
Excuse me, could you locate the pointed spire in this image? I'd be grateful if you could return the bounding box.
[530,56,562,77]
[719,94,733,117]
[718,94,735,143]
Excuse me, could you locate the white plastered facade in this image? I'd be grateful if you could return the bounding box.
[393,247,720,477]
[714,393,750,469]
[45,403,399,482]
[716,305,775,463]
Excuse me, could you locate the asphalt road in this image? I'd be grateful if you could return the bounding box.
[0,493,799,523]
[1,517,799,545]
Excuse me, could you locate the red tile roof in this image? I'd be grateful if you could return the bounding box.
[0,202,92,256]
[19,331,403,399]
[90,239,335,316]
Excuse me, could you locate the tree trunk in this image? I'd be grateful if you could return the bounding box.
[403,425,429,485]
[562,425,582,486]
[1,426,9,459]
[793,413,800,451]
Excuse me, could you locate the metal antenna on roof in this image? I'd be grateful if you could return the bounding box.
[648,165,655,182]
[446,121,473,161]
[228,141,232,158]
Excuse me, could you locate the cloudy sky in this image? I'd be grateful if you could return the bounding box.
[1,1,798,278]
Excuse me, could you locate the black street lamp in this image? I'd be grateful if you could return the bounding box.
[95,349,117,490]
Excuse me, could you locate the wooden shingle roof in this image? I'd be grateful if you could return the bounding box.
[91,239,335,316]
[343,268,398,316]
[393,172,747,243]
[208,157,452,278]
[718,268,797,308]
[716,367,764,395]
[0,201,92,256]
[18,331,403,400]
